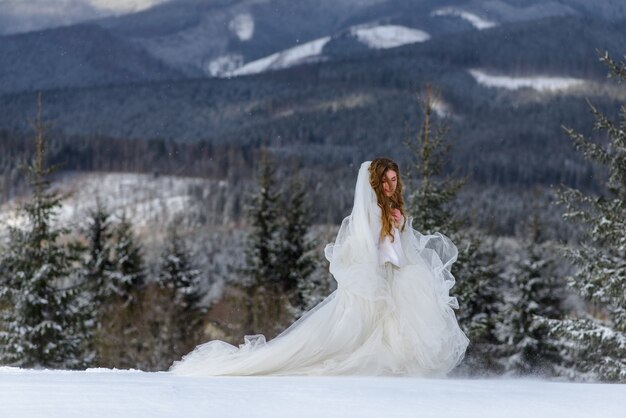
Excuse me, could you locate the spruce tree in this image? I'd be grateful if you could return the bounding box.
[155,225,204,363]
[495,214,567,376]
[404,86,477,277]
[405,86,503,374]
[158,227,203,312]
[453,238,504,375]
[242,150,282,334]
[84,202,116,303]
[540,52,626,382]
[0,94,90,369]
[108,214,146,305]
[81,201,122,366]
[405,86,467,235]
[275,170,316,310]
[95,213,146,368]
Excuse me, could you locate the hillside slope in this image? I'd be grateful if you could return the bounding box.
[0,24,181,94]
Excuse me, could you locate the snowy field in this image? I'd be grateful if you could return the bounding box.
[468,69,585,92]
[431,7,497,30]
[1,368,624,418]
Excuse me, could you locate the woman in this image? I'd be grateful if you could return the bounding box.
[170,158,469,376]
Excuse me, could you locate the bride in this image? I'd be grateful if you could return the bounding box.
[170,158,469,376]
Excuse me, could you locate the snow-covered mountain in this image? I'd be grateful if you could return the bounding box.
[0,0,625,194]
[217,24,430,77]
[224,36,332,77]
[2,0,624,86]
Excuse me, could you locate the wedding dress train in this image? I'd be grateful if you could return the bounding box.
[170,162,469,376]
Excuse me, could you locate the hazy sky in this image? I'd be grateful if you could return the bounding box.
[0,0,172,34]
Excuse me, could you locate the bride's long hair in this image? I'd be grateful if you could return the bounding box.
[368,157,406,241]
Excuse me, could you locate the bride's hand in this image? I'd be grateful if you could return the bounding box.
[391,208,402,225]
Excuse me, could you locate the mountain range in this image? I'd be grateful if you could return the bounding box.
[1,0,624,235]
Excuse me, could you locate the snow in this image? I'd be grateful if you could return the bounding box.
[206,54,244,76]
[0,367,624,418]
[431,7,497,30]
[349,24,430,49]
[430,96,451,118]
[0,172,215,234]
[228,37,331,77]
[225,24,430,77]
[88,0,170,14]
[228,13,254,41]
[468,69,586,92]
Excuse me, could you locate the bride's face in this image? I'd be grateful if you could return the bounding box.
[382,169,397,197]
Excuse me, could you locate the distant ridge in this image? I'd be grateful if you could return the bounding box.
[0,23,181,94]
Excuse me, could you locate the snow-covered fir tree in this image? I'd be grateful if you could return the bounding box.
[405,86,466,235]
[242,150,283,334]
[404,86,503,375]
[275,170,316,311]
[240,154,319,335]
[83,202,116,303]
[495,214,568,377]
[158,226,203,312]
[151,224,205,367]
[453,238,504,375]
[78,202,117,365]
[0,94,90,369]
[95,213,147,368]
[108,214,146,305]
[539,52,626,382]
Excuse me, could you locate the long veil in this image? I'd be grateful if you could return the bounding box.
[266,161,386,341]
[324,160,460,310]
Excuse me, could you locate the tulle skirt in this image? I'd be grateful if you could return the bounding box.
[170,239,469,376]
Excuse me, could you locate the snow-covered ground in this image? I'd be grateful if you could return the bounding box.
[0,367,623,418]
[0,172,215,230]
[468,69,586,92]
[88,0,170,14]
[431,7,497,30]
[349,24,430,49]
[228,37,331,77]
[206,54,245,76]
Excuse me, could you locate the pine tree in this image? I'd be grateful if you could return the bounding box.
[95,213,146,368]
[453,238,504,375]
[155,225,205,365]
[83,201,116,303]
[495,214,567,376]
[405,86,467,235]
[404,86,479,284]
[81,202,128,366]
[275,170,316,310]
[540,52,626,382]
[405,86,503,374]
[0,94,90,369]
[158,227,203,312]
[242,150,283,334]
[108,214,146,305]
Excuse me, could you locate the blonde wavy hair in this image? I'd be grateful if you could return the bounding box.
[368,157,406,242]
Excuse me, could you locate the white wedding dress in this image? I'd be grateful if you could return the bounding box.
[170,161,469,377]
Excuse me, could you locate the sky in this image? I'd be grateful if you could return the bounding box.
[0,0,172,34]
